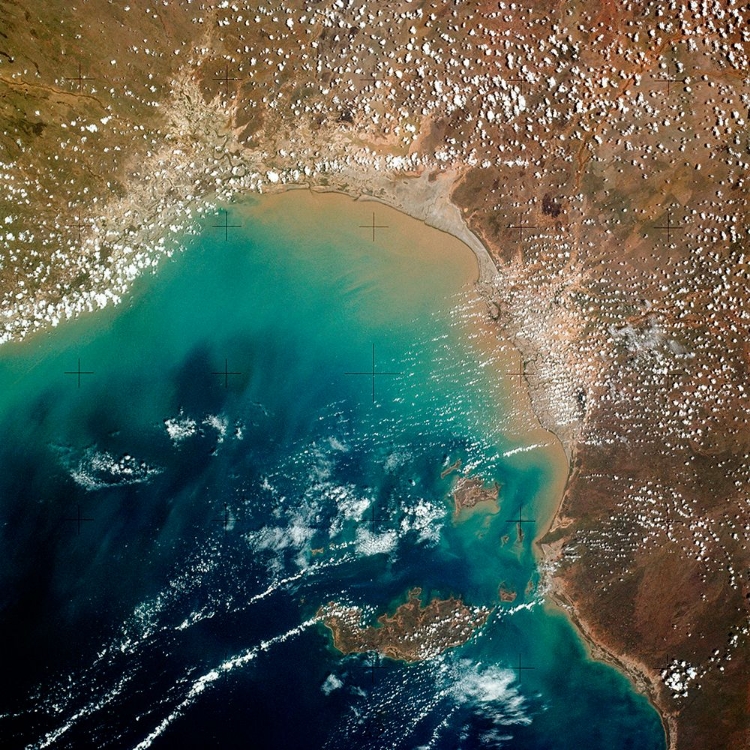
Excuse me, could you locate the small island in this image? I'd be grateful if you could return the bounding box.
[318,587,491,662]
[452,475,500,515]
[440,457,462,479]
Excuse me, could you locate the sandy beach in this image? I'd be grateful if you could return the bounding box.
[0,70,672,748]
[227,182,673,747]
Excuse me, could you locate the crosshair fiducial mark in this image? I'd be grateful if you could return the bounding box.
[345,344,402,403]
[312,42,323,79]
[653,211,684,244]
[212,359,242,388]
[65,215,89,242]
[648,61,688,97]
[63,505,94,535]
[659,654,681,677]
[369,503,388,530]
[507,503,535,541]
[62,62,94,92]
[509,76,532,89]
[664,368,689,388]
[359,212,389,242]
[212,210,242,241]
[213,65,240,99]
[504,355,525,386]
[512,653,536,682]
[64,358,94,388]
[212,503,235,533]
[367,652,386,683]
[507,220,540,243]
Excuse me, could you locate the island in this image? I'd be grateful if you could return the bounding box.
[451,475,500,516]
[318,587,491,662]
[440,457,462,479]
[2,1,747,745]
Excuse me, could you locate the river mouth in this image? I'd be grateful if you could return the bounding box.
[0,190,662,749]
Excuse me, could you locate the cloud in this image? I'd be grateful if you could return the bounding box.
[321,673,344,695]
[70,449,162,491]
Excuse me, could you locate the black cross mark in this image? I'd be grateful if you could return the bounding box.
[65,215,90,242]
[367,653,386,684]
[504,356,525,387]
[663,368,689,388]
[212,503,236,533]
[313,43,323,79]
[358,212,389,243]
[304,517,334,548]
[368,503,389,531]
[663,505,677,541]
[213,65,239,100]
[212,210,242,241]
[64,358,94,388]
[648,61,688,97]
[509,77,532,89]
[63,63,94,92]
[212,359,242,389]
[653,211,684,244]
[345,344,402,404]
[63,505,94,535]
[511,653,535,682]
[507,503,535,541]
[507,221,540,243]
[659,654,680,677]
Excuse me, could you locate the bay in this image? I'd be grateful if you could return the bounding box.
[0,190,664,750]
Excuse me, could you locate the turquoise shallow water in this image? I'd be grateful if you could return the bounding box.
[0,191,664,749]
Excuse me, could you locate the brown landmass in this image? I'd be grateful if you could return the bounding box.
[317,587,491,662]
[440,457,462,479]
[451,475,500,515]
[498,583,517,603]
[1,2,748,747]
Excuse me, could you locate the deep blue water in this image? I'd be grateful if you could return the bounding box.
[0,192,665,749]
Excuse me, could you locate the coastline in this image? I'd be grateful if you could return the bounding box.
[536,437,674,750]
[237,180,675,750]
[1,7,746,745]
[0,159,672,747]
[280,173,497,287]
[303,181,675,749]
[546,579,676,750]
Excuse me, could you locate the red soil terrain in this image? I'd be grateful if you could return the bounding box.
[0,2,747,746]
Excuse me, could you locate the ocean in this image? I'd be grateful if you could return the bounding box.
[0,190,664,749]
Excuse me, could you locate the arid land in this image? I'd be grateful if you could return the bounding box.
[318,587,491,662]
[1,1,748,748]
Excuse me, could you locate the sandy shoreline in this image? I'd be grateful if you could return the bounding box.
[545,575,676,749]
[536,445,673,750]
[2,7,745,745]
[281,174,497,287]
[0,88,671,743]
[268,180,673,750]
[224,181,662,745]
[315,180,674,749]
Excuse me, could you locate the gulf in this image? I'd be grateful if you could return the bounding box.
[0,189,664,749]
